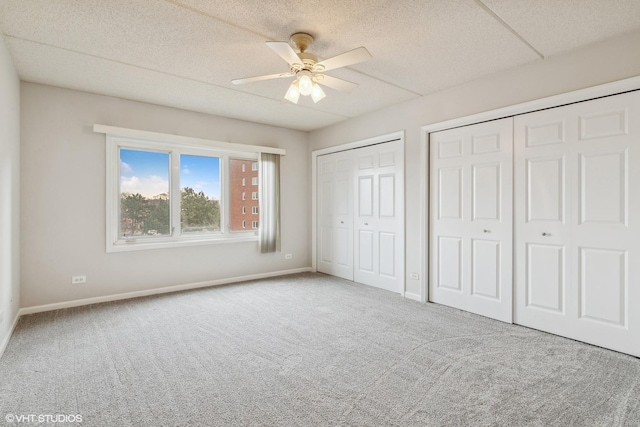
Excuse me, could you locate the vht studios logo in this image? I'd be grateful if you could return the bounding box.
[5,414,83,423]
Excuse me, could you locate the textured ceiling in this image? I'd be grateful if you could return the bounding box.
[1,0,639,131]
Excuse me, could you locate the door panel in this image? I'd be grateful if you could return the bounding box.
[317,151,353,280]
[514,90,640,357]
[471,239,500,299]
[353,140,404,293]
[525,243,564,313]
[430,118,513,322]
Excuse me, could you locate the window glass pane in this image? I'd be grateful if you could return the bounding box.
[230,158,259,232]
[119,149,170,238]
[180,155,221,233]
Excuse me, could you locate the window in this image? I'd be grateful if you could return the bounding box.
[107,136,260,252]
[242,178,246,186]
[252,177,258,186]
[242,192,246,200]
[252,206,259,215]
[242,220,246,229]
[252,191,258,200]
[241,164,246,172]
[252,162,258,171]
[242,206,246,214]
[252,220,259,229]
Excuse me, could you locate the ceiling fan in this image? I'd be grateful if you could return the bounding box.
[231,32,372,104]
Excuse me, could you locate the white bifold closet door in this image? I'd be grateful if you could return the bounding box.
[353,141,404,293]
[429,118,513,322]
[514,91,640,357]
[317,150,354,280]
[317,140,404,293]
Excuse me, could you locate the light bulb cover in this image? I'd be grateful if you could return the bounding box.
[284,81,300,104]
[311,83,326,103]
[298,73,313,96]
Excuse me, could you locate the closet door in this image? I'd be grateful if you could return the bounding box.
[514,91,640,357]
[429,118,513,322]
[317,151,354,280]
[353,140,404,293]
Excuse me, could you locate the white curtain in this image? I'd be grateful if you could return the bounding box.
[259,153,280,253]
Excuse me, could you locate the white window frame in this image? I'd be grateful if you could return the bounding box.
[106,135,259,252]
[252,206,259,215]
[252,177,258,186]
[252,162,258,171]
[242,178,246,186]
[252,220,259,229]
[252,191,258,200]
[242,206,246,214]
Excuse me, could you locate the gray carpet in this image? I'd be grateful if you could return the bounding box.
[1,273,639,426]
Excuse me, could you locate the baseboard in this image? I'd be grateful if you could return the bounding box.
[403,291,422,302]
[0,311,21,360]
[19,267,313,316]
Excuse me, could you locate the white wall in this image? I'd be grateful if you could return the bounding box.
[309,30,640,298]
[0,35,20,350]
[20,83,310,308]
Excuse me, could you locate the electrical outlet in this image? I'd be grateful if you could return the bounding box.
[71,275,87,284]
[410,272,420,280]
[285,253,293,259]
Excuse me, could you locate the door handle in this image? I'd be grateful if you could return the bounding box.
[483,229,490,233]
[340,221,344,224]
[364,223,369,226]
[542,232,551,236]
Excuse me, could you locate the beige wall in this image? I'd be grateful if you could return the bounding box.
[20,83,310,308]
[0,35,20,349]
[309,30,640,298]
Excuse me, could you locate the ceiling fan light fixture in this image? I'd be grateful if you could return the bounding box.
[311,83,326,103]
[284,81,300,104]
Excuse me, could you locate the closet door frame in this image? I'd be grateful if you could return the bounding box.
[420,76,640,304]
[311,131,406,292]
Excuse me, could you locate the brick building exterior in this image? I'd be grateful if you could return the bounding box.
[229,159,259,231]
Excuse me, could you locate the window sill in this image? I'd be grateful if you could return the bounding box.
[107,233,258,253]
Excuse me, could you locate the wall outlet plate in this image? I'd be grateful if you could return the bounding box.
[72,275,87,284]
[410,272,420,280]
[285,253,293,259]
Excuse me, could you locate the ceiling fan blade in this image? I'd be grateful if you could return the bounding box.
[315,75,358,92]
[232,72,294,85]
[315,47,371,72]
[266,41,302,66]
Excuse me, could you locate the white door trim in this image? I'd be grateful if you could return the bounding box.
[311,131,405,289]
[420,76,640,303]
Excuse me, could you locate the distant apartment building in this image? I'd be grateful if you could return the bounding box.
[229,159,259,231]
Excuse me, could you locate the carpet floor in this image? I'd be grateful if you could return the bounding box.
[1,273,639,426]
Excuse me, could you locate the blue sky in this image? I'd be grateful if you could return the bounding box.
[180,154,221,199]
[120,149,221,199]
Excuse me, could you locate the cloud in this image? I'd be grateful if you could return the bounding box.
[182,168,191,175]
[121,175,169,198]
[120,161,133,175]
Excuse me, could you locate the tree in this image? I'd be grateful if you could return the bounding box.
[120,193,149,236]
[143,195,170,235]
[181,187,220,232]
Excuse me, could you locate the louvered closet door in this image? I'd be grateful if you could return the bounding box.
[317,151,354,280]
[429,118,513,322]
[514,91,640,357]
[353,140,404,293]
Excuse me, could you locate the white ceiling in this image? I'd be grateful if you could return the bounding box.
[1,0,639,131]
